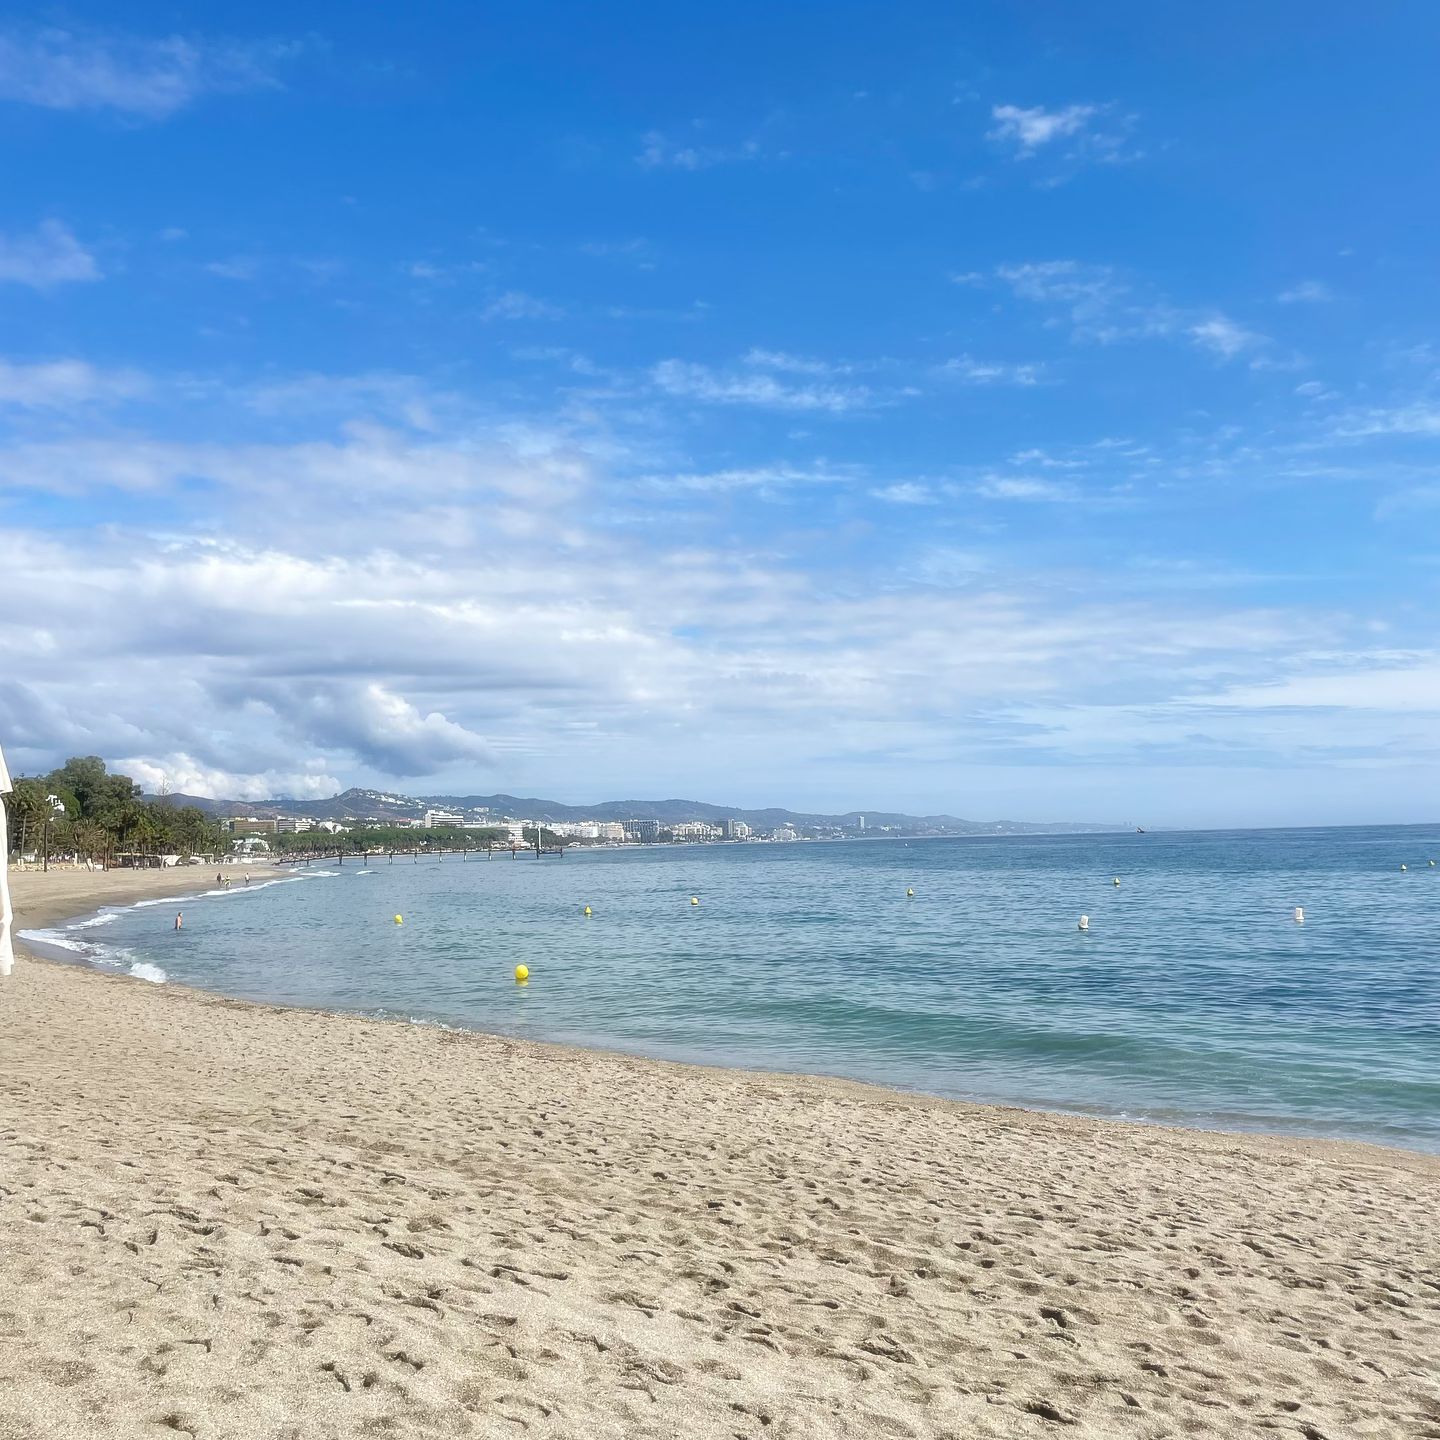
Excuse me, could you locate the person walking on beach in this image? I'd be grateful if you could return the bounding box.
[244,873,250,886]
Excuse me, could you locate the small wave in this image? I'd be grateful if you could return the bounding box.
[129,875,311,909]
[70,911,120,930]
[18,927,90,954]
[128,961,167,984]
[18,929,146,978]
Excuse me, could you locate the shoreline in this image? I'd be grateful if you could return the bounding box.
[7,861,288,933]
[9,864,1437,1164]
[3,866,1437,1437]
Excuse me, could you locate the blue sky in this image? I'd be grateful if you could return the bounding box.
[2,3,1438,826]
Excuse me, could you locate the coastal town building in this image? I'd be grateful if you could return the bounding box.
[274,817,313,833]
[424,809,465,828]
[228,817,277,835]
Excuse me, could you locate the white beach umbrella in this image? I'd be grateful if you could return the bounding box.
[0,741,12,976]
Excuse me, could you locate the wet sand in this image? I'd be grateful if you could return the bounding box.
[1,866,1437,1438]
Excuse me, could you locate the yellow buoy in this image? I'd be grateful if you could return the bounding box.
[514,964,529,982]
[1113,877,1121,887]
[394,914,403,925]
[583,905,592,916]
[906,888,914,897]
[690,896,699,905]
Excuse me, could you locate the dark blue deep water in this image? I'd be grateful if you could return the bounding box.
[24,827,1440,1152]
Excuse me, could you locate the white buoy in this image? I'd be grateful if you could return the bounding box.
[1401,864,1408,872]
[1294,906,1304,923]
[1078,914,1089,931]
[1113,877,1121,887]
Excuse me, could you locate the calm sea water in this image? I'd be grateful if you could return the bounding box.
[23,827,1440,1152]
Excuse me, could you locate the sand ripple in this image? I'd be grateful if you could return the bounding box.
[1,947,1437,1438]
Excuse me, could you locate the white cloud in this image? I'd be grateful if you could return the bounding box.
[997,261,1266,361]
[742,349,853,376]
[0,25,296,118]
[996,260,1127,317]
[247,682,495,775]
[119,754,341,801]
[406,258,488,283]
[652,358,872,413]
[204,256,259,281]
[0,220,100,288]
[0,358,149,409]
[641,465,851,495]
[2,358,1433,818]
[1187,661,1440,713]
[938,355,1043,386]
[1009,448,1086,470]
[1336,404,1440,438]
[1277,281,1332,304]
[637,129,761,170]
[987,103,1137,171]
[989,103,1098,155]
[482,290,563,321]
[0,427,593,508]
[975,475,1079,502]
[869,482,936,505]
[1189,315,1268,360]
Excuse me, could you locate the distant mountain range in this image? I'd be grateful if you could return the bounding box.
[151,786,1126,836]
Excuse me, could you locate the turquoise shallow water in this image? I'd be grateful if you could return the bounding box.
[24,827,1440,1152]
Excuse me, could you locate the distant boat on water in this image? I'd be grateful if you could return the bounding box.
[1136,827,1146,833]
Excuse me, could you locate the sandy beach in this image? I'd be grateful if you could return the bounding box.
[1,869,1437,1439]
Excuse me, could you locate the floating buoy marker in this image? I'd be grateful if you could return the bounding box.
[583,905,592,916]
[514,964,529,982]
[394,914,403,925]
[1294,907,1304,923]
[1078,915,1089,932]
[1113,877,1121,887]
[906,888,914,897]
[1401,864,1408,872]
[690,896,699,906]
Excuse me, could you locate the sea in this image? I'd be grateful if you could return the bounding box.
[20,826,1440,1153]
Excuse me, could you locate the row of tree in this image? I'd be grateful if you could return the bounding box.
[3,756,229,866]
[265,823,563,856]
